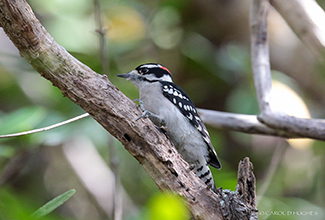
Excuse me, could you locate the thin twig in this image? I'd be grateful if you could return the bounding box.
[108,136,122,220]
[0,113,89,138]
[256,139,287,205]
[94,0,109,75]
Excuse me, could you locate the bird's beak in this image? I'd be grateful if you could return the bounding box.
[117,70,137,80]
[117,73,131,78]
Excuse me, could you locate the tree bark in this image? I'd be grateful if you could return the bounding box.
[0,0,257,219]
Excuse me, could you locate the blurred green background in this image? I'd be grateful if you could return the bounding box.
[0,0,325,219]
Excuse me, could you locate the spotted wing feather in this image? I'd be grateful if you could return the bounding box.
[160,81,221,169]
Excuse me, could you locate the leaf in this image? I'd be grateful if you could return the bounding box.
[31,189,76,219]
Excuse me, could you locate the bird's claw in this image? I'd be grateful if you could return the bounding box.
[133,98,166,127]
[136,110,150,121]
[133,99,145,112]
[134,99,148,120]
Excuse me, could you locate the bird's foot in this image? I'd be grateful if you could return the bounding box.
[133,99,166,127]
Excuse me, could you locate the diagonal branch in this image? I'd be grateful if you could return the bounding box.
[250,0,325,141]
[0,0,257,219]
[270,0,325,59]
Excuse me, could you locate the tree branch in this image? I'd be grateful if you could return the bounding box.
[250,0,273,113]
[198,109,301,139]
[0,0,257,219]
[270,0,325,59]
[250,0,325,141]
[216,158,258,220]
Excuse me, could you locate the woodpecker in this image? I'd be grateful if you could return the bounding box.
[118,63,221,191]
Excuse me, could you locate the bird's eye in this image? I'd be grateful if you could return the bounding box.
[140,67,149,74]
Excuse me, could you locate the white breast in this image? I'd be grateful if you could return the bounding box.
[138,82,208,163]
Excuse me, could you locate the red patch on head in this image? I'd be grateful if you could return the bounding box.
[160,66,171,75]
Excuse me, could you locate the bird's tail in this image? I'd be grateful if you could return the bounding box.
[194,161,217,192]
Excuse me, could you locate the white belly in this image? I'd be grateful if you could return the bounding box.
[139,82,208,164]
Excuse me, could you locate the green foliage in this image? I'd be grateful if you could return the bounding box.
[0,189,35,220]
[0,188,75,220]
[31,189,76,219]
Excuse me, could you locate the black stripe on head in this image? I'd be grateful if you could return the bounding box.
[136,63,172,79]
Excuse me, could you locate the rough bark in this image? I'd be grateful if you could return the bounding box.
[0,0,257,219]
[216,158,258,220]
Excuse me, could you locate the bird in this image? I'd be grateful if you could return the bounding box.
[118,63,221,191]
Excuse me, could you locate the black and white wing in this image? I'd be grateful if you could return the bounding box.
[160,81,221,169]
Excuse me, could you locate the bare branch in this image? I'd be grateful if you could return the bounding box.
[258,112,325,140]
[198,109,301,139]
[270,0,325,59]
[250,0,273,113]
[1,106,321,141]
[0,113,89,138]
[0,0,257,219]
[250,0,325,141]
